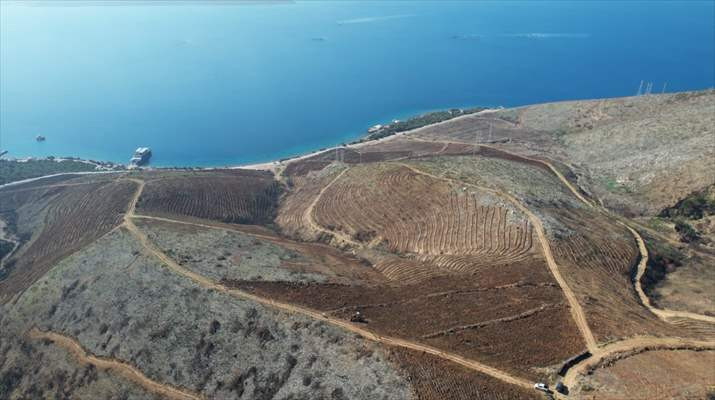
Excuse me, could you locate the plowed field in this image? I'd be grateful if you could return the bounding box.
[388,347,540,400]
[312,164,534,267]
[225,255,583,381]
[0,179,137,303]
[549,206,685,341]
[135,170,280,225]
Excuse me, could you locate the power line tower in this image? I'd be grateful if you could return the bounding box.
[637,80,644,96]
[662,82,667,93]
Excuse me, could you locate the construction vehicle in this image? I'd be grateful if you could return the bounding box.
[350,311,367,323]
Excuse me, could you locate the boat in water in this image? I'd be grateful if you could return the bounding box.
[128,147,151,169]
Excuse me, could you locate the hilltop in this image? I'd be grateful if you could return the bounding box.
[1,90,713,400]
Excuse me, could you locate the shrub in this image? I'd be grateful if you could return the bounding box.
[674,219,701,243]
[660,190,715,220]
[0,367,23,397]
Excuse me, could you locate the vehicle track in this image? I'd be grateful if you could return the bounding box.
[28,328,202,400]
[395,162,598,352]
[120,178,534,390]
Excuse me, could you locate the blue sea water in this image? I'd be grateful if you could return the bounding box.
[1,0,713,167]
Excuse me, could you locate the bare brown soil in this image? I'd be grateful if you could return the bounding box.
[575,349,715,399]
[277,165,347,240]
[135,169,280,225]
[3,91,713,399]
[312,164,534,258]
[225,255,584,381]
[121,194,535,390]
[388,347,540,400]
[547,206,696,342]
[0,179,136,303]
[564,339,715,399]
[282,138,480,177]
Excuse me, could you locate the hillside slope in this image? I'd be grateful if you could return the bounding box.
[1,91,713,400]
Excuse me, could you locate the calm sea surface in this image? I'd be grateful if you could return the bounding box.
[1,1,713,166]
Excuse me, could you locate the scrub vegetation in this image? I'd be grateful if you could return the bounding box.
[2,90,714,399]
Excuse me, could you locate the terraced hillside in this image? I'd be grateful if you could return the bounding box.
[135,169,281,225]
[0,177,137,304]
[2,90,714,400]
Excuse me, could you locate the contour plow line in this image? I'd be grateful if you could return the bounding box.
[561,336,715,389]
[513,156,715,325]
[28,328,202,400]
[408,137,715,325]
[478,143,715,324]
[120,179,534,390]
[395,162,598,352]
[301,167,360,247]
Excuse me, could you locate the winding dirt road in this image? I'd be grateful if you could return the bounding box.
[120,178,534,391]
[394,137,715,395]
[625,223,715,324]
[64,157,711,397]
[408,136,715,324]
[28,328,202,400]
[396,162,598,352]
[561,336,715,389]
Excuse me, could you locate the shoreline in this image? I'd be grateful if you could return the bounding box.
[236,107,501,173]
[0,107,501,187]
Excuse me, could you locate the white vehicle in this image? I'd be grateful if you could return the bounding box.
[534,383,550,392]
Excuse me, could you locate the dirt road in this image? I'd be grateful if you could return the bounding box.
[28,328,202,400]
[396,162,598,352]
[120,178,534,391]
[624,223,715,324]
[301,167,360,247]
[561,335,715,389]
[408,137,715,324]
